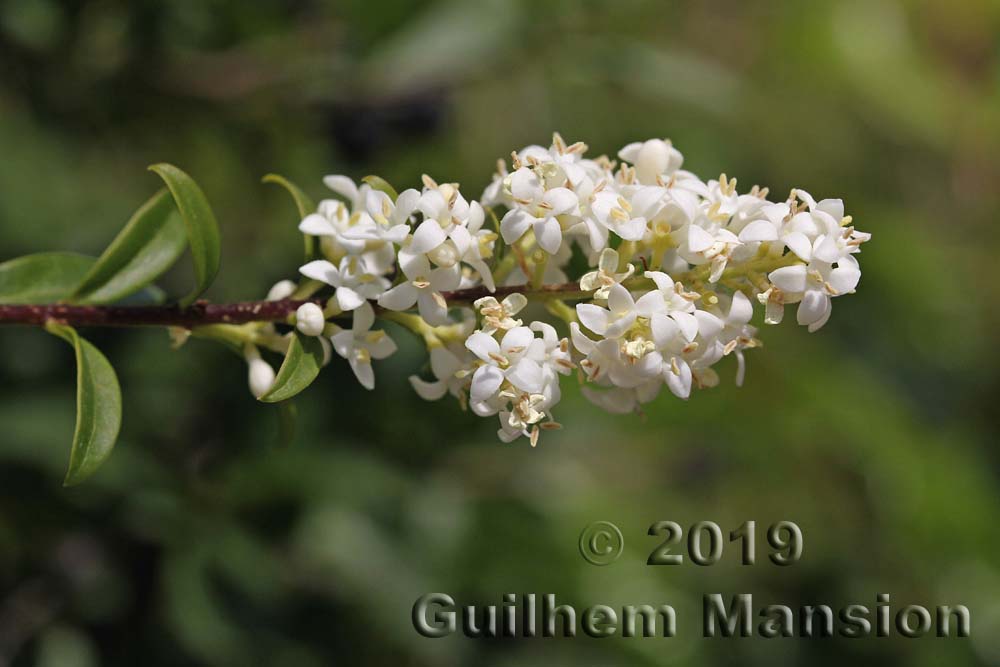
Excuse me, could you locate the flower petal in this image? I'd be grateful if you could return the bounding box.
[500,209,534,245]
[336,286,365,312]
[576,304,610,336]
[299,214,334,236]
[377,283,418,311]
[465,331,501,362]
[769,265,808,293]
[796,289,830,326]
[738,219,779,243]
[409,219,448,254]
[299,260,338,285]
[409,376,448,401]
[506,358,544,394]
[534,218,563,254]
[470,365,504,401]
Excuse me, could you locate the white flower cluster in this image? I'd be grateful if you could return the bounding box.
[244,134,870,445]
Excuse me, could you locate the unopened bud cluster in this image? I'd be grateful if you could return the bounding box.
[243,134,869,445]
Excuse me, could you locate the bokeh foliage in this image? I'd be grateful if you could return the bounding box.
[1,0,999,664]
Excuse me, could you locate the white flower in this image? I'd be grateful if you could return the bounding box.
[580,248,635,299]
[339,188,418,245]
[768,255,861,331]
[377,251,461,325]
[589,190,648,243]
[499,167,578,254]
[576,283,639,339]
[474,293,528,335]
[329,303,397,389]
[300,257,389,312]
[677,221,743,283]
[465,326,544,402]
[299,199,367,256]
[409,345,474,402]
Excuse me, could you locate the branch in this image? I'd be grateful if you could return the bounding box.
[0,282,591,329]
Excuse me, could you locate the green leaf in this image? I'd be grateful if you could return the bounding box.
[362,175,399,201]
[262,173,317,261]
[258,332,325,403]
[148,164,222,308]
[0,252,95,304]
[70,189,187,304]
[45,323,123,486]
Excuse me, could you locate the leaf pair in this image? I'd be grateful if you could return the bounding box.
[71,164,221,308]
[0,164,221,307]
[0,165,223,485]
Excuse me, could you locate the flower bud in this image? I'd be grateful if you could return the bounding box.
[267,280,297,301]
[635,139,681,184]
[244,344,276,398]
[295,303,326,337]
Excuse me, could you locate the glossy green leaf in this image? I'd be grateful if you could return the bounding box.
[259,333,325,403]
[262,173,317,260]
[70,189,187,304]
[46,323,123,486]
[0,252,94,304]
[148,163,222,308]
[362,175,399,201]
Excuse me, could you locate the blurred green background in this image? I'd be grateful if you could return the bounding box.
[1,0,999,664]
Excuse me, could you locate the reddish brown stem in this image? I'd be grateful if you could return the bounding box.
[0,282,590,329]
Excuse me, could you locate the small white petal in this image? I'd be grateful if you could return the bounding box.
[671,312,699,342]
[534,218,563,254]
[336,286,365,312]
[506,358,544,394]
[470,365,504,401]
[738,219,779,243]
[299,260,338,285]
[352,302,375,333]
[796,290,830,326]
[607,283,635,314]
[299,214,334,236]
[501,326,534,354]
[769,265,808,294]
[650,313,680,347]
[694,311,724,338]
[409,376,448,401]
[664,360,692,399]
[543,187,578,215]
[466,331,501,362]
[417,291,450,325]
[828,265,861,294]
[349,356,375,390]
[784,231,813,261]
[576,304,610,336]
[729,290,754,323]
[377,283,418,311]
[687,225,714,252]
[500,210,534,245]
[409,219,448,254]
[368,332,397,359]
[323,175,359,202]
